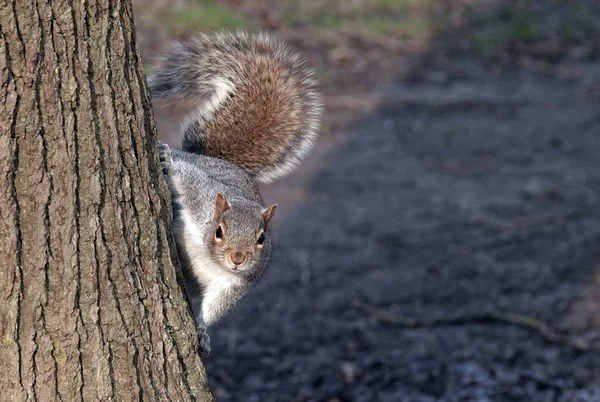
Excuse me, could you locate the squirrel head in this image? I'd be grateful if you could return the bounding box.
[208,192,277,274]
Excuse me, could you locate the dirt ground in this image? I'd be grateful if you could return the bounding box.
[136,1,600,400]
[202,64,600,402]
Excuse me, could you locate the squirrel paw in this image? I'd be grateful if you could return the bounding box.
[157,141,172,174]
[198,327,211,358]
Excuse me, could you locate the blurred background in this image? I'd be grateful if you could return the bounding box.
[132,1,600,400]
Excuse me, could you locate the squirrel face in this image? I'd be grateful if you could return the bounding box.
[208,193,277,274]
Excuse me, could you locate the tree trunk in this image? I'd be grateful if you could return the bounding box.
[0,1,214,401]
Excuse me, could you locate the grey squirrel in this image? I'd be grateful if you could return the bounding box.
[148,31,322,354]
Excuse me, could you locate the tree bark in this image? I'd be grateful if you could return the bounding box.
[0,0,214,401]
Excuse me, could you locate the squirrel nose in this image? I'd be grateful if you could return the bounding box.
[231,251,247,266]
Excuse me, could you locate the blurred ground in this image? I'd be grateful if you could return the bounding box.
[132,1,600,400]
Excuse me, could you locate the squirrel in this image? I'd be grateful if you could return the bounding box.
[148,31,322,354]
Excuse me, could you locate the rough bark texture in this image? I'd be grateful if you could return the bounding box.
[0,0,214,400]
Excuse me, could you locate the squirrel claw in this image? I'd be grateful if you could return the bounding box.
[157,141,172,174]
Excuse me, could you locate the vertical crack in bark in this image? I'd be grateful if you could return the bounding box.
[7,0,25,392]
[11,0,25,56]
[63,1,86,399]
[107,342,117,398]
[83,0,117,398]
[31,1,52,399]
[66,1,86,399]
[50,338,64,402]
[31,316,40,402]
[132,345,144,402]
[33,0,53,306]
[1,27,12,101]
[161,339,173,402]
[11,92,24,393]
[93,234,115,398]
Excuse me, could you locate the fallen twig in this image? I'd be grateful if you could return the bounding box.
[351,299,600,351]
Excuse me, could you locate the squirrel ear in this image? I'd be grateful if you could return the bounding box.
[262,204,277,228]
[215,193,230,221]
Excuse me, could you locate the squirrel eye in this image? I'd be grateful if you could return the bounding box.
[215,225,223,239]
[257,232,265,245]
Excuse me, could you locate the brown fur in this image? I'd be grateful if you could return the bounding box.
[149,31,323,183]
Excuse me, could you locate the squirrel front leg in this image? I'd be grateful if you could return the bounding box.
[158,141,172,174]
[189,293,211,357]
[196,315,211,357]
[157,141,211,356]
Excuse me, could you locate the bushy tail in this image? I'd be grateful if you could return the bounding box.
[148,31,323,183]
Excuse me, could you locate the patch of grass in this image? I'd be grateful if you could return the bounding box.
[507,7,541,43]
[160,2,248,34]
[315,14,345,31]
[471,5,543,55]
[363,18,398,34]
[364,15,431,40]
